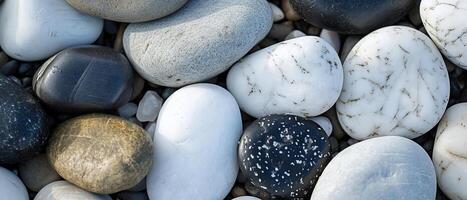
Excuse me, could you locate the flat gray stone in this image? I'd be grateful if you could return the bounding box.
[123,0,272,87]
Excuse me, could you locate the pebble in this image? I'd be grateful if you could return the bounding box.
[0,0,103,61]
[144,121,157,139]
[66,0,189,23]
[269,3,285,22]
[34,181,111,200]
[232,197,261,200]
[47,114,153,194]
[115,191,149,200]
[268,23,294,41]
[0,60,19,75]
[310,116,333,137]
[239,114,330,198]
[433,103,467,200]
[420,0,467,69]
[289,0,416,34]
[33,46,134,113]
[117,103,138,118]
[284,30,306,40]
[319,29,341,53]
[227,36,343,118]
[136,91,163,122]
[281,0,301,21]
[340,36,362,61]
[0,74,48,164]
[123,0,273,87]
[0,167,28,200]
[18,154,61,192]
[131,74,145,101]
[311,136,436,200]
[147,83,242,200]
[337,26,450,140]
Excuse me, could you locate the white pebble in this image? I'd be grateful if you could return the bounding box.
[320,29,341,52]
[136,91,163,122]
[269,3,285,22]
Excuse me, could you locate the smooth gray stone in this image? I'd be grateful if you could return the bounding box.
[19,154,61,192]
[123,0,272,87]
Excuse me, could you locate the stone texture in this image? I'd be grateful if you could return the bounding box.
[123,0,273,87]
[0,167,28,200]
[34,181,111,200]
[19,154,61,192]
[47,114,153,194]
[310,116,333,137]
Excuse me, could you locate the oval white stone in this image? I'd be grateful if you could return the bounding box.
[0,0,103,61]
[311,136,436,200]
[227,36,343,118]
[433,103,467,200]
[420,0,467,69]
[147,83,243,200]
[34,181,111,200]
[337,26,450,140]
[0,167,28,200]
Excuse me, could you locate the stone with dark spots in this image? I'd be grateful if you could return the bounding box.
[289,0,415,34]
[238,114,331,198]
[33,46,134,113]
[47,114,153,194]
[0,74,48,165]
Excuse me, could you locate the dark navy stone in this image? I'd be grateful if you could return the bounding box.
[239,114,331,198]
[33,45,134,113]
[0,74,48,164]
[290,0,415,34]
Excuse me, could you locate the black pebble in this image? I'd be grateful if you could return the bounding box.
[239,114,331,198]
[33,45,134,113]
[290,0,415,34]
[0,74,48,164]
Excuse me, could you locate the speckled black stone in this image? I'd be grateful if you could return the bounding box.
[290,0,415,34]
[239,114,331,198]
[0,74,48,164]
[33,45,134,113]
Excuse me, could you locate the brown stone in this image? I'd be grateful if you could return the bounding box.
[47,114,153,194]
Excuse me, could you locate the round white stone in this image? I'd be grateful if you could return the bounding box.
[311,136,436,200]
[337,26,450,140]
[34,181,111,200]
[0,167,28,200]
[420,0,467,69]
[433,103,467,200]
[0,0,103,61]
[227,36,343,118]
[147,83,242,200]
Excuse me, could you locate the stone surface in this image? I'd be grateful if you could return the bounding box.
[47,114,153,194]
[420,0,467,69]
[147,83,242,200]
[337,26,449,140]
[433,103,467,200]
[0,74,48,164]
[136,90,163,122]
[232,197,261,200]
[320,29,341,52]
[118,103,138,118]
[310,116,333,137]
[124,0,273,87]
[284,30,306,40]
[340,36,362,61]
[34,181,111,200]
[0,0,103,61]
[269,3,285,22]
[227,36,343,118]
[66,0,189,23]
[239,114,330,198]
[19,154,61,192]
[0,167,28,200]
[33,46,134,113]
[311,136,436,200]
[290,0,415,34]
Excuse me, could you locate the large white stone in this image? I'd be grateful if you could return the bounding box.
[337,26,450,140]
[0,167,28,200]
[34,181,111,200]
[227,36,343,118]
[147,83,243,200]
[311,136,436,200]
[0,0,103,61]
[420,0,467,69]
[433,103,467,200]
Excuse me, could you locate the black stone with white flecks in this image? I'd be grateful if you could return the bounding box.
[239,114,331,198]
[0,74,48,165]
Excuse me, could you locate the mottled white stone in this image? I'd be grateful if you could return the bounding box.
[227,36,343,118]
[320,29,341,52]
[136,90,163,122]
[147,83,242,200]
[433,103,467,200]
[311,136,436,200]
[420,0,467,69]
[34,181,111,200]
[337,26,450,140]
[0,167,28,200]
[0,0,103,61]
[311,116,333,137]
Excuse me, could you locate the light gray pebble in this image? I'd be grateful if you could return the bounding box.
[284,30,306,40]
[117,103,138,118]
[320,29,340,53]
[136,91,163,122]
[269,3,284,22]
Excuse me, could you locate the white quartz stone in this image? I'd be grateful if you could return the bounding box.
[34,181,111,200]
[227,36,343,118]
[311,136,436,200]
[337,26,450,140]
[147,83,242,200]
[269,3,284,22]
[320,29,341,52]
[420,0,467,69]
[136,90,163,122]
[0,0,103,61]
[433,103,467,200]
[0,167,28,200]
[311,116,333,137]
